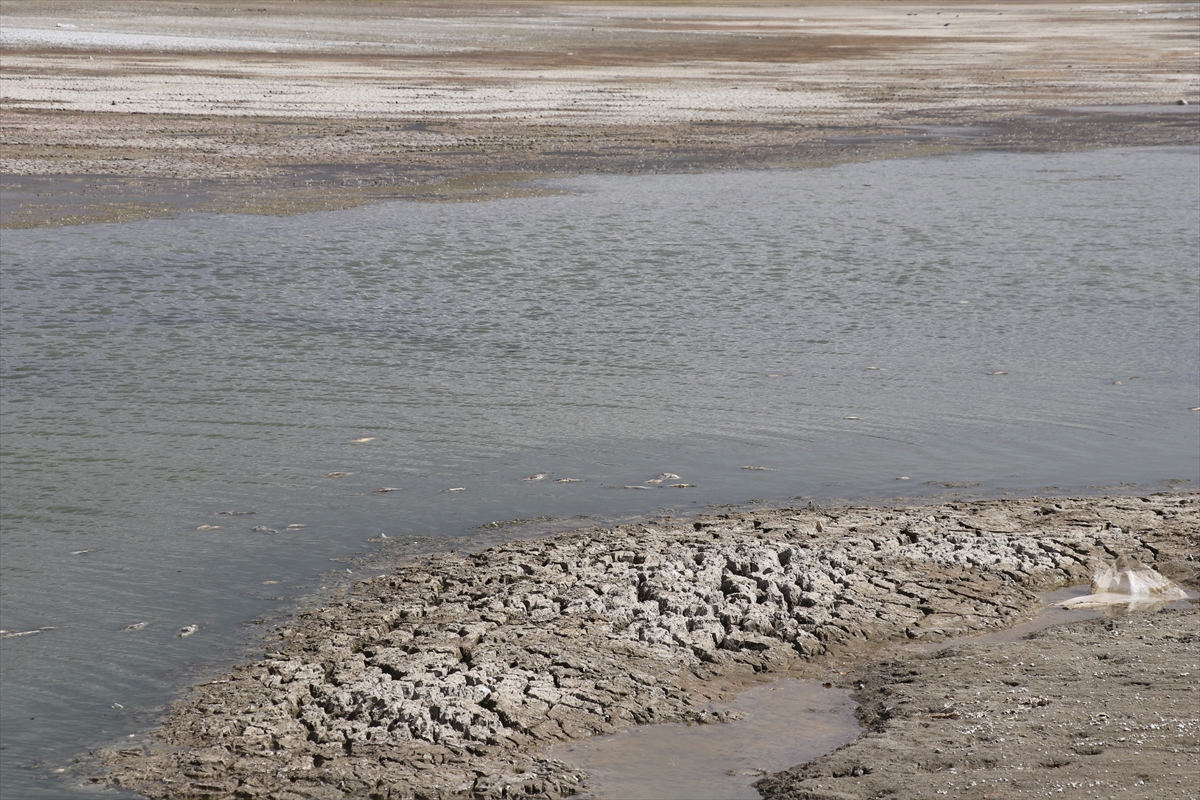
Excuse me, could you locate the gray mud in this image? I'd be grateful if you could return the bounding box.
[98,494,1198,799]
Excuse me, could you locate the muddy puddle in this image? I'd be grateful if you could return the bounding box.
[547,678,860,800]
[548,583,1197,799]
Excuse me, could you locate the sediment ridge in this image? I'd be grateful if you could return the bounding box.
[98,493,1198,799]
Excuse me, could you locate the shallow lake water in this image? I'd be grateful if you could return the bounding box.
[1,146,1198,797]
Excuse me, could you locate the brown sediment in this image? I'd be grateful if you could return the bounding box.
[94,493,1198,799]
[3,0,1198,227]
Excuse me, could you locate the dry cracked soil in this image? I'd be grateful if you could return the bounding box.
[96,493,1199,799]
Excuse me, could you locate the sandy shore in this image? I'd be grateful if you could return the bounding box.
[2,0,1198,226]
[93,493,1198,799]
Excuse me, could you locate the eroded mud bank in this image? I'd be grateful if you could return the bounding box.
[100,493,1198,799]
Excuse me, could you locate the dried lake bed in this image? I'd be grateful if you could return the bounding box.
[95,494,1198,799]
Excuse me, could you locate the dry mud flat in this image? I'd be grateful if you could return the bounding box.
[98,494,1199,799]
[2,0,1199,226]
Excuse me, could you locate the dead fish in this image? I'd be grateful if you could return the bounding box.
[217,510,255,516]
[669,483,696,488]
[196,525,220,531]
[443,487,466,493]
[844,416,860,420]
[177,625,199,638]
[285,524,305,529]
[741,466,773,471]
[325,472,350,479]
[122,622,150,632]
[1057,554,1189,610]
[111,703,124,710]
[351,437,375,443]
[1111,380,1123,385]
[252,526,279,534]
[71,549,94,555]
[619,485,652,490]
[374,487,402,493]
[1190,407,1200,412]
[988,371,1007,376]
[1,629,41,639]
[261,580,279,585]
[867,366,883,370]
[646,472,681,484]
[896,476,910,480]
[555,478,582,483]
[522,473,549,482]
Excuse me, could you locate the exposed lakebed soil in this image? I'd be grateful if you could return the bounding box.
[97,493,1198,799]
[3,0,1198,227]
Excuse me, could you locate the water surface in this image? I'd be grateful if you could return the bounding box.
[1,146,1197,797]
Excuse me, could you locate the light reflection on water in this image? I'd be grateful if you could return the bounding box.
[1,147,1197,796]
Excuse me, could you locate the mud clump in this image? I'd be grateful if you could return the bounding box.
[99,494,1197,799]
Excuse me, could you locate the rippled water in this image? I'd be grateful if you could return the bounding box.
[1,147,1197,797]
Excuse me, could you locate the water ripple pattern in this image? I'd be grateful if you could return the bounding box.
[1,147,1198,797]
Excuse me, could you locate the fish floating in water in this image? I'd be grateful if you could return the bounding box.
[374,487,402,493]
[71,549,94,555]
[645,473,681,485]
[1,627,56,639]
[285,524,305,529]
[252,526,279,534]
[444,487,466,493]
[325,472,351,479]
[741,466,774,471]
[351,437,375,443]
[1057,554,1190,610]
[196,525,220,531]
[122,622,150,632]
[668,483,696,488]
[177,625,199,638]
[217,510,255,516]
[555,478,582,483]
[522,473,549,482]
[618,485,652,490]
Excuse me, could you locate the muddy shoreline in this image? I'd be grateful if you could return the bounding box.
[95,493,1198,799]
[3,0,1198,227]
